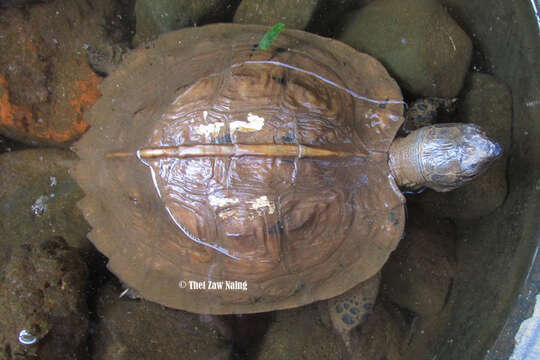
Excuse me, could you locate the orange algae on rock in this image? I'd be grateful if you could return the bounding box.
[69,75,102,133]
[0,72,100,145]
[0,1,117,146]
[0,74,41,140]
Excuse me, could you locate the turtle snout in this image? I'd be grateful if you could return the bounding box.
[491,141,503,159]
[458,127,502,181]
[468,130,502,166]
[418,123,503,192]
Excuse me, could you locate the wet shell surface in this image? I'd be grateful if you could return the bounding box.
[72,24,406,314]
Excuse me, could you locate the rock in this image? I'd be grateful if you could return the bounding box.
[258,304,346,360]
[133,0,235,46]
[338,0,472,98]
[307,0,374,37]
[0,237,88,360]
[0,149,90,268]
[0,0,128,146]
[399,310,451,359]
[234,0,319,30]
[91,281,232,360]
[349,300,407,360]
[413,73,512,219]
[0,0,52,7]
[381,205,456,316]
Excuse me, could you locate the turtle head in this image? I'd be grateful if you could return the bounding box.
[389,123,502,192]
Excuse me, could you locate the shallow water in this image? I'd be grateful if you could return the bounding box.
[0,1,538,359]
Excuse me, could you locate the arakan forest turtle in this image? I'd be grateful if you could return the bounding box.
[72,24,501,344]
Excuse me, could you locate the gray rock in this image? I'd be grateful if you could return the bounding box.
[92,281,232,360]
[0,237,88,360]
[338,0,472,98]
[234,0,320,30]
[382,205,456,316]
[0,149,90,268]
[133,0,234,46]
[413,73,512,219]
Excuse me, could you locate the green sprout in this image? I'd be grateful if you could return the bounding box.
[259,23,285,50]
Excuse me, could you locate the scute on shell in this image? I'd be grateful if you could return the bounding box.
[72,24,405,314]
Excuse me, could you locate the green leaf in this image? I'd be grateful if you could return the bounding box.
[259,23,285,50]
[536,179,540,191]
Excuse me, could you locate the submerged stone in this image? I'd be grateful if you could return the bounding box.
[339,0,472,98]
[0,237,88,360]
[382,205,456,315]
[0,149,90,268]
[234,0,320,30]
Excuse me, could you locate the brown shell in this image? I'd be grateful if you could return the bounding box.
[72,24,405,314]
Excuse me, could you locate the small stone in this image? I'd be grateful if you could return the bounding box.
[234,0,320,30]
[338,0,472,97]
[413,73,512,219]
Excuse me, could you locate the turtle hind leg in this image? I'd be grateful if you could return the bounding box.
[403,97,457,132]
[326,273,381,350]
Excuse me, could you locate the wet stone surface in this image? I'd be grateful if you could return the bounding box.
[338,0,472,98]
[0,237,89,360]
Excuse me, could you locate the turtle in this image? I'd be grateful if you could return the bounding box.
[71,24,501,346]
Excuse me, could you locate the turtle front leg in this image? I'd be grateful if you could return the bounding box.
[403,97,457,132]
[326,273,380,349]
